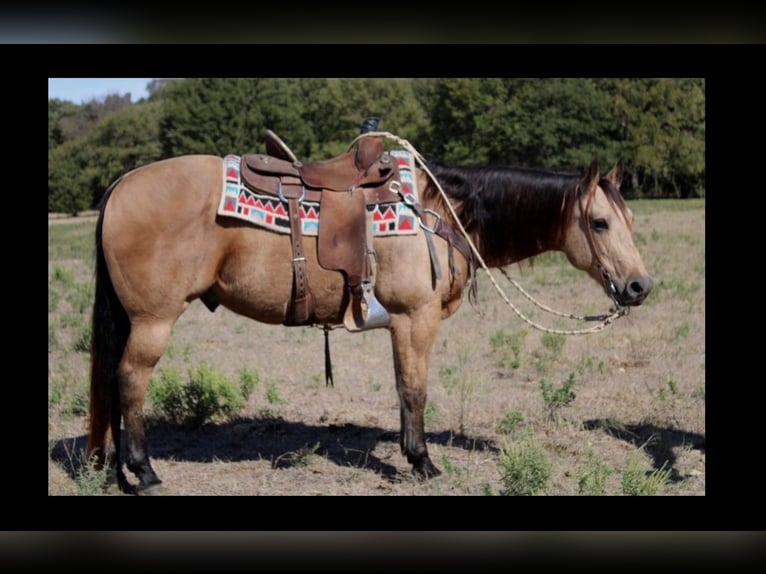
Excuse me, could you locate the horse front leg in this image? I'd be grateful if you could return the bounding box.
[389,308,442,479]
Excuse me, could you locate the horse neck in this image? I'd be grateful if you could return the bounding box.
[425,165,575,268]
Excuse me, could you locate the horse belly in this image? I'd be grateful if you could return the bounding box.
[214,227,348,325]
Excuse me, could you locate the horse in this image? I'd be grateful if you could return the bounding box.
[87,135,653,494]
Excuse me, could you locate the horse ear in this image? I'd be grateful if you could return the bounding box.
[605,161,624,190]
[579,160,600,197]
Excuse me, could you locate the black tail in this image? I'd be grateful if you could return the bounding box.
[87,179,130,465]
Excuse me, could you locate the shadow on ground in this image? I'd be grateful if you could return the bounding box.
[583,419,705,482]
[50,416,500,484]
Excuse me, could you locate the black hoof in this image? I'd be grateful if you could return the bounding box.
[412,457,442,480]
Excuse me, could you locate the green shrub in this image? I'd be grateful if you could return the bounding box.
[576,449,612,495]
[497,411,524,435]
[75,452,110,496]
[238,366,260,399]
[489,328,527,370]
[535,332,566,372]
[541,332,566,358]
[149,363,244,427]
[540,372,577,422]
[148,366,185,423]
[621,452,672,495]
[265,380,287,406]
[439,347,479,435]
[498,434,551,496]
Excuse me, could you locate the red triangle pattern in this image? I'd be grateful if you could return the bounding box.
[398,216,414,231]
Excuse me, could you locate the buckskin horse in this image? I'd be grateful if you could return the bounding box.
[87,131,653,494]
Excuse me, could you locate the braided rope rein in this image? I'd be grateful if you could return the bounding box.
[349,131,625,335]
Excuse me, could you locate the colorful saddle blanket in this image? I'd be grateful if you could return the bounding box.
[217,150,419,236]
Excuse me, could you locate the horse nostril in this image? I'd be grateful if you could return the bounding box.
[629,276,654,300]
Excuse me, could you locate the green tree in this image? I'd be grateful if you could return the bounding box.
[159,78,428,162]
[56,94,133,143]
[48,98,79,150]
[254,78,329,159]
[48,101,162,212]
[88,101,163,203]
[159,78,265,157]
[48,140,98,215]
[610,78,705,198]
[500,78,621,171]
[419,78,509,164]
[420,78,620,170]
[418,78,703,198]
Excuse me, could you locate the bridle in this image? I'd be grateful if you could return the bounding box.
[577,182,629,315]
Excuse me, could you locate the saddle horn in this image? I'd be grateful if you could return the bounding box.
[360,116,381,134]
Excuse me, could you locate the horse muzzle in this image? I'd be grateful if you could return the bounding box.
[608,274,654,307]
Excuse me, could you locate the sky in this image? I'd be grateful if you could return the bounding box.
[48,78,154,104]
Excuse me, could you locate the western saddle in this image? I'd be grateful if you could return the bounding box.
[240,132,403,332]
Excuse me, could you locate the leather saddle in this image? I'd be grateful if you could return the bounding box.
[240,133,404,331]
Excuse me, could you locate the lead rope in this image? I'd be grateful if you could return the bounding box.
[324,325,334,387]
[348,132,625,335]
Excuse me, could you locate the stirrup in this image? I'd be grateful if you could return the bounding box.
[343,282,390,332]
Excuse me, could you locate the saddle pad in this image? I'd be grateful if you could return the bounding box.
[217,152,419,236]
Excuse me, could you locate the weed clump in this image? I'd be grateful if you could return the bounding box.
[149,362,244,427]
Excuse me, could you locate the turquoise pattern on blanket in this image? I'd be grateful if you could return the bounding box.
[217,153,419,236]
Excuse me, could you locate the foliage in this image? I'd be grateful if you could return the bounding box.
[621,452,672,495]
[497,411,525,435]
[610,78,705,198]
[48,100,162,214]
[576,449,613,495]
[535,332,567,373]
[541,332,566,358]
[48,140,98,215]
[265,380,287,405]
[48,98,79,149]
[159,78,265,157]
[489,328,527,370]
[238,366,260,399]
[439,347,479,435]
[498,433,552,496]
[75,452,111,496]
[48,78,705,215]
[539,372,577,422]
[149,363,245,427]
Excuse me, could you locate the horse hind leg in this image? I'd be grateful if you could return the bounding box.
[117,319,175,495]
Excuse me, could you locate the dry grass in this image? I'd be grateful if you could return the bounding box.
[48,200,705,496]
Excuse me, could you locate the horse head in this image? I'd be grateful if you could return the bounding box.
[562,160,653,308]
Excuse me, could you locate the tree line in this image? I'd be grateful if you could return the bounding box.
[48,78,704,215]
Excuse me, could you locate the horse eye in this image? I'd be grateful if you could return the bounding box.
[591,218,609,232]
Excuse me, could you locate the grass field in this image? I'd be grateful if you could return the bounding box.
[48,199,705,496]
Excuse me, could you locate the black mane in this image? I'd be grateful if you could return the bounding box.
[425,161,581,266]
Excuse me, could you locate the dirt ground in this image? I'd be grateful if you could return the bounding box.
[48,202,705,496]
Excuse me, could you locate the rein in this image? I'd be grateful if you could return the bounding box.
[349,132,627,335]
[578,183,629,314]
